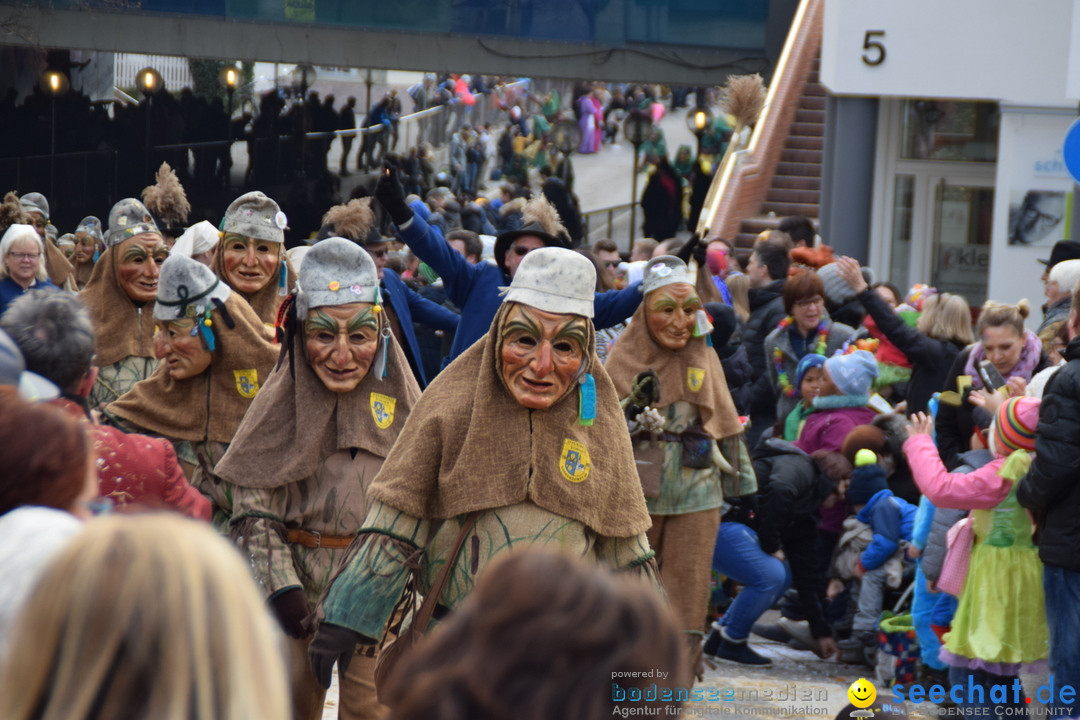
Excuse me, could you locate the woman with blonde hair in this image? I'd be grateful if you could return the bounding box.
[935,298,1051,470]
[0,513,290,720]
[726,273,750,324]
[835,256,974,414]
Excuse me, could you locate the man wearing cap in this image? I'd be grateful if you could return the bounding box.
[317,198,458,387]
[19,192,76,291]
[217,238,421,720]
[374,165,643,365]
[78,198,169,409]
[309,247,660,691]
[2,290,210,520]
[213,191,295,326]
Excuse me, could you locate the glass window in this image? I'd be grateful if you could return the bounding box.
[889,175,914,294]
[900,101,998,163]
[931,183,994,307]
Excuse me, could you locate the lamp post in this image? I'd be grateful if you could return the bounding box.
[135,67,163,185]
[40,69,69,201]
[623,110,651,245]
[552,119,580,188]
[686,105,712,163]
[220,64,241,188]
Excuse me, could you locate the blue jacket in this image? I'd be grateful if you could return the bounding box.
[394,211,644,364]
[856,489,917,571]
[0,276,59,318]
[380,268,459,387]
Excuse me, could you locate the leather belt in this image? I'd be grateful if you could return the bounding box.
[285,528,355,549]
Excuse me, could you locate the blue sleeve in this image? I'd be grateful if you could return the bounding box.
[594,282,643,330]
[911,496,936,549]
[396,213,482,310]
[404,284,460,333]
[861,500,901,570]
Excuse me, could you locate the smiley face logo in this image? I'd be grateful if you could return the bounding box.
[848,678,876,709]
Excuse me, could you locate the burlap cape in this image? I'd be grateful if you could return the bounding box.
[211,249,296,326]
[605,302,743,440]
[106,293,278,443]
[44,239,76,290]
[215,312,420,489]
[74,258,94,289]
[78,245,158,367]
[367,303,652,538]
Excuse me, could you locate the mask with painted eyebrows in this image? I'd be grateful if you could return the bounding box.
[304,303,380,393]
[499,304,588,409]
[644,283,701,351]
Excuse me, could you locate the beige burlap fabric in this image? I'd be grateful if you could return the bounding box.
[605,302,743,440]
[215,312,420,489]
[78,245,158,367]
[106,293,278,443]
[368,303,651,538]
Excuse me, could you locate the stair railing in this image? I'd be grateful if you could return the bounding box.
[700,0,823,244]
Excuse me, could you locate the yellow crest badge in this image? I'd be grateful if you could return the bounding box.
[370,392,396,430]
[559,439,591,483]
[233,369,260,398]
[687,367,705,392]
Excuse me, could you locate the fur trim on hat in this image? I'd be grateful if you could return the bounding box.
[0,192,29,234]
[520,195,566,240]
[322,198,377,243]
[141,162,191,229]
[789,245,835,272]
[499,197,527,217]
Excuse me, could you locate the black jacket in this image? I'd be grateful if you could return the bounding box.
[936,347,1053,470]
[706,302,752,415]
[752,438,835,637]
[856,288,964,414]
[1018,338,1080,571]
[745,279,786,446]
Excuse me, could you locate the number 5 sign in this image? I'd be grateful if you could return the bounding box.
[822,0,1072,106]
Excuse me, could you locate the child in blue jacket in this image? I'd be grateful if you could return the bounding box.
[847,449,917,648]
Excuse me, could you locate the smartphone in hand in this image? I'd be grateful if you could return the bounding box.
[978,360,1006,391]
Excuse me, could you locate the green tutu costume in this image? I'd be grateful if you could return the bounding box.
[941,453,1048,674]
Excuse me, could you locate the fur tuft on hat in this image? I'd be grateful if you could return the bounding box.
[141,162,190,234]
[319,198,381,246]
[493,195,570,273]
[0,192,29,234]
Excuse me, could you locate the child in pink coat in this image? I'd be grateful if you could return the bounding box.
[903,397,1047,711]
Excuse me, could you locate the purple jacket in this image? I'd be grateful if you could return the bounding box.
[794,398,877,455]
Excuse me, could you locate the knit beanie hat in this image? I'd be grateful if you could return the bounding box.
[296,237,380,317]
[76,216,103,243]
[154,254,231,322]
[642,255,694,297]
[824,350,879,397]
[818,262,857,307]
[222,191,287,244]
[500,246,595,318]
[19,192,49,220]
[991,396,1040,455]
[105,198,161,247]
[846,449,888,506]
[795,353,827,391]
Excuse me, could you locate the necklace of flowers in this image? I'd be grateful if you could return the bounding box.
[774,317,829,398]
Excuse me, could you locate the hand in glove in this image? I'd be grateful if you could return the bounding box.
[375,161,413,226]
[308,622,363,689]
[270,586,313,639]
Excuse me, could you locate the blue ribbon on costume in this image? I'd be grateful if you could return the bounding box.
[374,327,390,380]
[199,308,216,352]
[578,373,596,426]
[278,261,287,297]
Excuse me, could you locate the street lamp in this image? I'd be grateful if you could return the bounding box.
[220,64,241,188]
[135,67,164,184]
[40,69,69,201]
[623,109,652,244]
[552,119,580,187]
[686,105,712,162]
